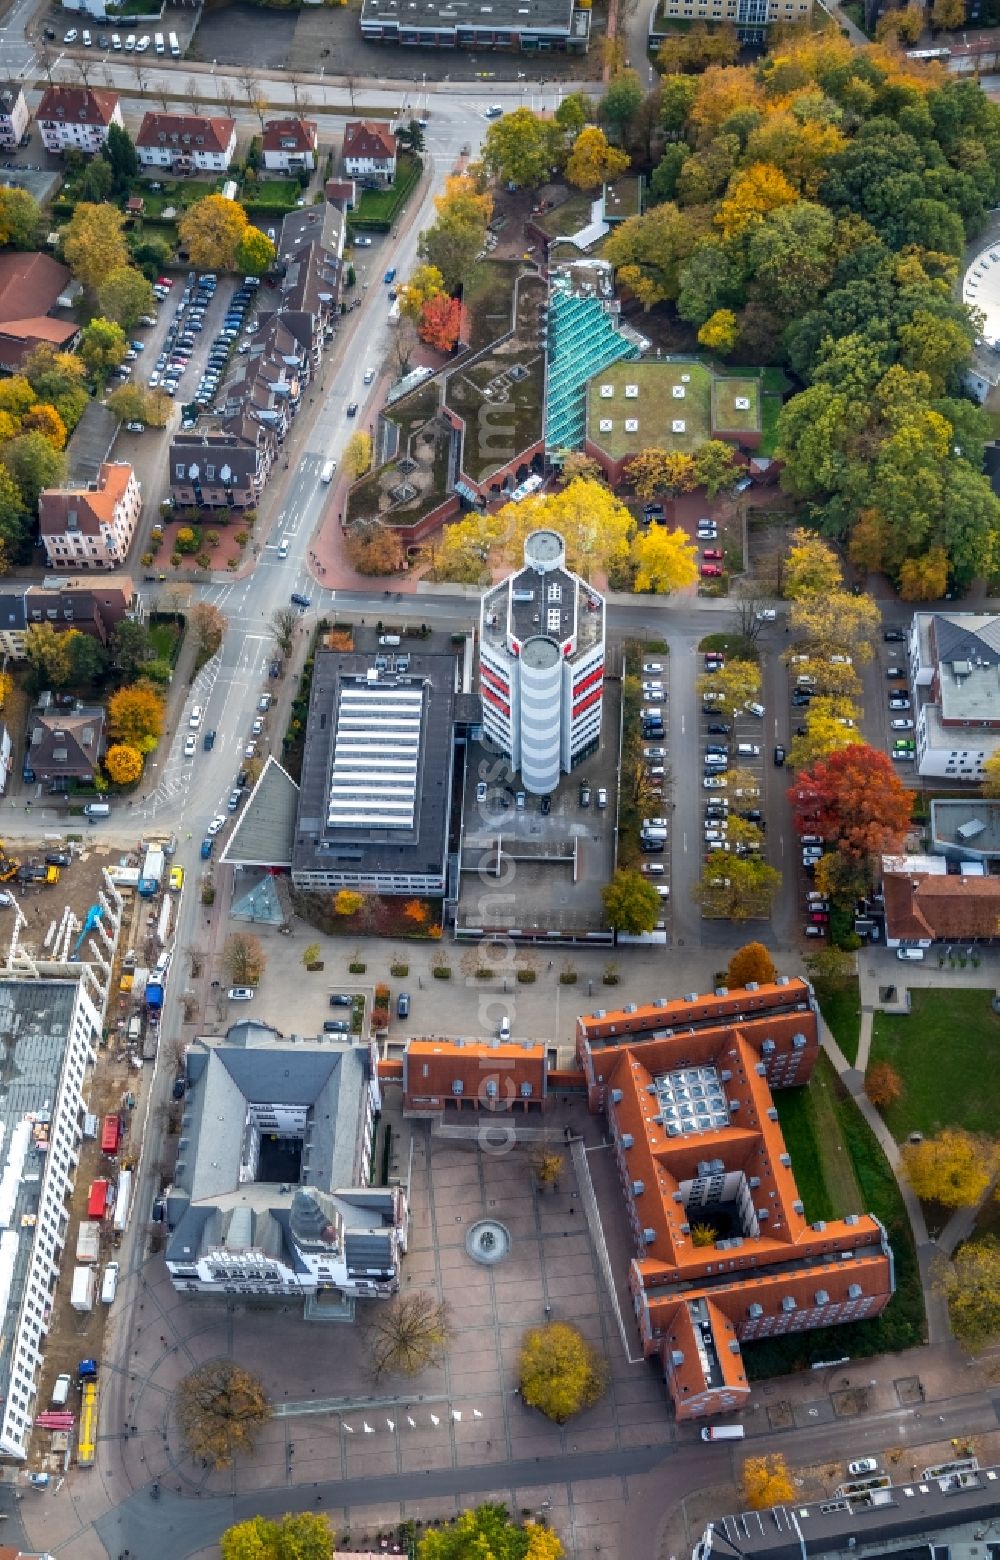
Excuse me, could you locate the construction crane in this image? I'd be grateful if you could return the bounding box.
[0,841,19,883]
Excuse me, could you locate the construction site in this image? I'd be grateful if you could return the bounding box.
[0,828,182,1473]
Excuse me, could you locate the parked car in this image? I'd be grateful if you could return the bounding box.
[888,695,911,710]
[183,735,196,757]
[883,628,906,642]
[702,548,723,561]
[773,744,786,766]
[579,782,591,807]
[206,814,226,836]
[700,564,723,579]
[642,662,663,674]
[228,986,255,1001]
[397,992,410,1019]
[849,1459,878,1478]
[886,666,906,679]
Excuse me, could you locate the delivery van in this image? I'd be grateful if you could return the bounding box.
[154,31,164,52]
[701,1425,745,1441]
[84,802,110,819]
[168,30,180,54]
[101,1262,119,1304]
[320,459,336,483]
[52,1373,71,1406]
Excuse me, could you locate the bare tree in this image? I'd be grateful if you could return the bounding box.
[269,607,298,656]
[218,78,236,116]
[189,602,227,664]
[185,75,202,114]
[344,74,357,112]
[37,43,55,85]
[156,76,173,111]
[367,1293,451,1378]
[131,57,152,97]
[236,66,268,131]
[732,583,774,645]
[222,932,265,987]
[74,55,95,89]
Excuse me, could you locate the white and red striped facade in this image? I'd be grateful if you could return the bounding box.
[478,529,605,794]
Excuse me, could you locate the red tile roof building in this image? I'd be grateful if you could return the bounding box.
[262,117,318,171]
[0,251,77,371]
[36,85,122,154]
[403,1038,546,1114]
[576,981,894,1421]
[883,865,1000,946]
[39,462,142,570]
[135,112,237,171]
[343,120,396,183]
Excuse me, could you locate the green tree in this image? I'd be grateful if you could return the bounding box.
[0,465,25,559]
[1,431,66,509]
[604,201,706,309]
[555,93,588,136]
[602,868,661,934]
[67,629,108,685]
[482,107,558,188]
[0,185,40,250]
[77,317,127,380]
[601,70,644,138]
[20,344,88,431]
[235,226,276,276]
[659,74,699,134]
[61,201,129,291]
[419,1506,563,1560]
[78,157,114,204]
[112,618,153,676]
[104,121,138,191]
[695,855,781,921]
[97,266,156,330]
[518,1321,607,1423]
[649,144,689,203]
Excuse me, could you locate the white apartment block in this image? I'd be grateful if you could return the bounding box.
[36,86,121,155]
[135,112,237,172]
[909,611,1000,780]
[0,86,30,151]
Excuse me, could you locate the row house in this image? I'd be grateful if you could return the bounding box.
[36,85,122,155]
[218,315,310,443]
[169,420,277,512]
[0,85,30,151]
[135,112,237,172]
[0,576,142,659]
[38,462,141,571]
[261,117,318,172]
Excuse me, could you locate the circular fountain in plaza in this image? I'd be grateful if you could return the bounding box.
[465,1218,511,1266]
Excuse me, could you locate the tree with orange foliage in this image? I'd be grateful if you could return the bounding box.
[688,65,764,143]
[715,162,798,239]
[343,520,404,577]
[107,682,165,753]
[403,898,429,926]
[865,1061,903,1110]
[104,743,144,786]
[726,942,777,989]
[418,293,462,352]
[20,402,67,449]
[791,745,912,861]
[899,547,950,601]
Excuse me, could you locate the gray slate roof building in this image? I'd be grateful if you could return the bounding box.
[221,755,300,869]
[164,1021,405,1309]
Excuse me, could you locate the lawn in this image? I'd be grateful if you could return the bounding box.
[250,179,299,207]
[869,987,1000,1142]
[148,614,183,666]
[534,191,594,238]
[747,1055,925,1378]
[349,154,421,229]
[461,260,519,354]
[711,373,762,436]
[814,975,862,1067]
[698,632,758,661]
[587,359,714,459]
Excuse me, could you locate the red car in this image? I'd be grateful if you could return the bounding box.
[810,911,830,924]
[700,564,723,578]
[702,548,723,561]
[156,276,174,288]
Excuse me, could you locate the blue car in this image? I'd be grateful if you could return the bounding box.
[129,340,145,351]
[384,268,396,284]
[200,837,213,859]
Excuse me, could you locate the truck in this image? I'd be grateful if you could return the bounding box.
[113,1170,132,1234]
[101,1113,121,1154]
[145,980,164,1015]
[75,1220,101,1263]
[139,846,165,897]
[86,1179,110,1220]
[71,1266,96,1311]
[77,1378,99,1467]
[701,1425,745,1441]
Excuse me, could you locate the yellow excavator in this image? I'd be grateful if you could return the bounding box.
[0,841,19,883]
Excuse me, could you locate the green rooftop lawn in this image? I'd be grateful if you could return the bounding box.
[587,359,714,458]
[712,373,762,434]
[869,987,1000,1142]
[534,191,595,239]
[447,347,544,482]
[603,176,643,222]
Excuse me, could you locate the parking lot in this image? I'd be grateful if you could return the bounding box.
[457,708,622,940]
[634,655,672,934]
[135,268,260,413]
[698,650,766,909]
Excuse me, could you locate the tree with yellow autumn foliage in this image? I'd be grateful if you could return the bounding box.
[632,525,698,594]
[624,448,697,500]
[107,682,165,752]
[741,1454,795,1510]
[716,162,798,239]
[726,942,777,988]
[903,1130,996,1209]
[104,743,144,786]
[495,479,634,579]
[518,1320,607,1423]
[698,309,739,355]
[565,126,630,190]
[398,263,447,322]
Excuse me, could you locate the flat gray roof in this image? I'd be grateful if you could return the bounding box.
[293,647,456,883]
[360,0,576,31]
[65,401,120,488]
[931,797,1000,856]
[0,980,80,1409]
[702,1466,1000,1560]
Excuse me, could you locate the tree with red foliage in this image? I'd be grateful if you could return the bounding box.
[790,744,912,860]
[418,293,462,352]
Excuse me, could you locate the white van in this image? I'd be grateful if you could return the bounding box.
[736,743,761,758]
[320,459,336,483]
[154,31,164,52]
[100,1262,119,1305]
[701,1424,745,1441]
[379,634,401,647]
[84,802,110,819]
[188,704,203,730]
[896,946,925,961]
[278,538,290,560]
[169,30,180,54]
[52,1373,71,1406]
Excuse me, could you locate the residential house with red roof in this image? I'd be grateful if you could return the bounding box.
[36,85,122,155]
[135,112,237,172]
[0,251,78,371]
[882,855,1000,949]
[343,120,396,184]
[262,117,318,172]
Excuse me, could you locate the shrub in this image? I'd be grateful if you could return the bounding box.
[371,1006,390,1029]
[516,968,536,984]
[374,982,390,1005]
[432,965,452,979]
[348,960,366,974]
[195,550,212,570]
[559,971,578,985]
[390,962,409,977]
[475,967,495,979]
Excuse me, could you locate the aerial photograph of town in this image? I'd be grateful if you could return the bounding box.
[3,0,1000,1552]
